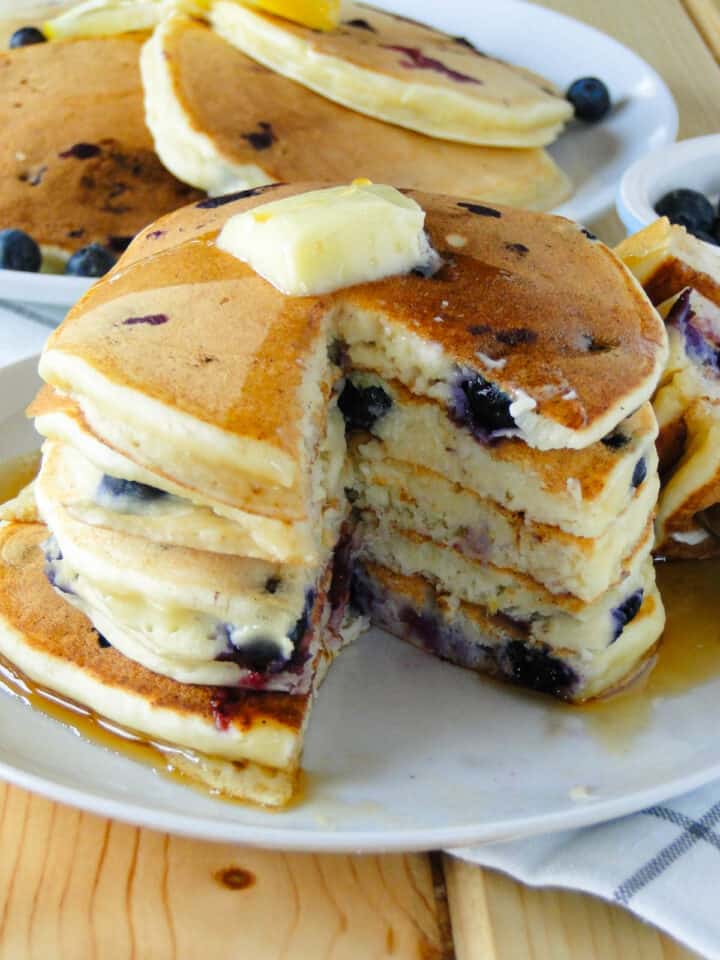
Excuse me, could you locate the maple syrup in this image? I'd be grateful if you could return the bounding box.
[580,558,720,745]
[0,451,40,506]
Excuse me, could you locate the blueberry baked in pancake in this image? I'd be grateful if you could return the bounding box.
[141,14,571,208]
[0,31,201,267]
[616,221,720,557]
[0,183,667,806]
[210,0,573,146]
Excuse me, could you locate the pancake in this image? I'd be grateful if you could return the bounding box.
[10,183,669,806]
[0,32,201,255]
[141,15,571,210]
[351,560,664,703]
[615,218,720,308]
[353,439,659,602]
[40,183,667,455]
[0,522,327,806]
[347,376,659,538]
[210,0,573,147]
[615,225,720,556]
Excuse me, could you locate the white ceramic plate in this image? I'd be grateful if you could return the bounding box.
[0,0,677,309]
[2,358,720,852]
[617,133,720,234]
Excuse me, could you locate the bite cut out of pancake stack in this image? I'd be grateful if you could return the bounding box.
[0,184,667,807]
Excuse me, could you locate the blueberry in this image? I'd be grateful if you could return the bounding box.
[97,475,167,502]
[232,638,282,672]
[449,371,515,438]
[601,430,630,450]
[501,640,578,698]
[338,381,392,432]
[9,26,46,48]
[610,589,644,641]
[566,77,611,122]
[0,229,41,272]
[655,189,715,235]
[65,243,116,278]
[631,457,647,488]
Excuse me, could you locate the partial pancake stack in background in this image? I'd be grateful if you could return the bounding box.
[0,184,669,806]
[616,220,720,558]
[0,0,573,269]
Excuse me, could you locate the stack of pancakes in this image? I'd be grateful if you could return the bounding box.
[138,0,574,208]
[616,220,720,557]
[0,185,667,806]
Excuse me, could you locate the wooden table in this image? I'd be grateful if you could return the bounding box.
[2,2,720,958]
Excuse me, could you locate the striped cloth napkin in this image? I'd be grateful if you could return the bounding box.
[451,780,720,959]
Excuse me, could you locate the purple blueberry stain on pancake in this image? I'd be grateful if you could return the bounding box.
[196,183,281,209]
[122,313,169,327]
[505,242,529,256]
[631,457,647,488]
[452,36,488,56]
[241,121,277,151]
[668,289,720,372]
[495,327,537,346]
[59,142,101,159]
[96,633,112,649]
[67,228,85,240]
[344,17,376,30]
[449,369,515,441]
[500,640,578,697]
[580,227,598,240]
[610,589,644,642]
[467,324,492,336]
[146,229,166,240]
[381,45,483,84]
[601,429,630,450]
[581,333,618,353]
[457,202,501,218]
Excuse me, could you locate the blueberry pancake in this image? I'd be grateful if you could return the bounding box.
[0,522,336,807]
[0,32,201,257]
[5,183,668,806]
[141,15,571,209]
[616,222,720,556]
[210,0,573,147]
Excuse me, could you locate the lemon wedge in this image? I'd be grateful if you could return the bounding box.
[237,0,340,31]
[44,0,210,40]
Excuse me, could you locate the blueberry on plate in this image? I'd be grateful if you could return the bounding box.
[65,243,116,278]
[0,229,42,272]
[9,26,46,49]
[566,77,611,122]
[655,188,715,235]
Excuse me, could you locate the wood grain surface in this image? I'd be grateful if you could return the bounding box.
[1,1,720,959]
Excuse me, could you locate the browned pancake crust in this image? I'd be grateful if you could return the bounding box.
[0,523,306,733]
[46,184,665,446]
[165,18,568,210]
[0,34,201,252]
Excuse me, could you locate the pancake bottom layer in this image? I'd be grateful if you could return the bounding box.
[351,561,664,703]
[0,522,349,807]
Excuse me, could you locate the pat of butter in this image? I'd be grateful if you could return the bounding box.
[216,181,440,296]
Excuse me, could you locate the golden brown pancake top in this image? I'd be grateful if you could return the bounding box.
[162,17,569,211]
[45,184,666,450]
[0,34,201,252]
[0,523,306,733]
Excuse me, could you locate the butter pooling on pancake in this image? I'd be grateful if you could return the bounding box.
[141,15,571,210]
[210,0,573,147]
